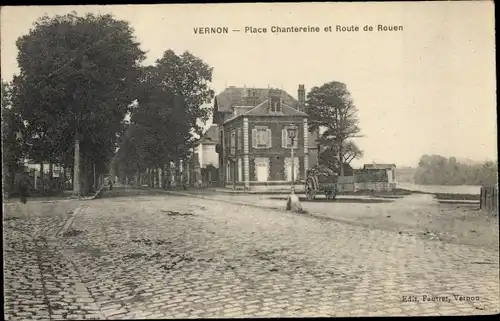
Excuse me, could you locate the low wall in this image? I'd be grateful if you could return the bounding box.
[337,176,355,193]
[354,182,395,192]
[224,182,304,192]
[480,185,498,214]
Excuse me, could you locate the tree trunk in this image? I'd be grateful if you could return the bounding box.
[48,162,53,194]
[60,165,65,191]
[88,157,94,194]
[4,164,12,197]
[93,162,96,190]
[40,162,44,191]
[73,131,81,197]
[80,158,86,196]
[338,139,344,177]
[6,164,13,196]
[162,166,167,189]
[2,161,7,198]
[80,155,88,196]
[166,165,171,189]
[176,160,181,187]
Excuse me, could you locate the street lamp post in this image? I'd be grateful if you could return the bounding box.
[287,125,297,192]
[286,124,302,212]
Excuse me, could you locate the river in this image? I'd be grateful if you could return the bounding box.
[397,182,481,195]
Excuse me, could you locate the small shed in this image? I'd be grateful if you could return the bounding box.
[354,163,397,192]
[363,163,397,184]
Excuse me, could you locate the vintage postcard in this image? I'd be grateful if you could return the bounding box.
[1,2,498,319]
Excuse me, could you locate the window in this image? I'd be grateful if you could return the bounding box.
[237,127,242,150]
[252,126,272,149]
[230,130,236,155]
[282,126,299,149]
[238,158,243,181]
[270,98,282,112]
[224,130,229,152]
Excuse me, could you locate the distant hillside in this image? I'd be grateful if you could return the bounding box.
[414,155,497,186]
[396,166,417,183]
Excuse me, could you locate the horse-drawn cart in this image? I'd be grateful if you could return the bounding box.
[304,165,339,201]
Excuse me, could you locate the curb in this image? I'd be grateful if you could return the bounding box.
[167,190,285,212]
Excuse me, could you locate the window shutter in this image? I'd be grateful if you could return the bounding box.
[238,128,242,150]
[252,128,257,148]
[282,129,287,148]
[267,129,272,148]
[235,129,238,150]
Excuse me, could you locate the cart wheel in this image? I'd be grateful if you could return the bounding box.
[305,180,316,201]
[326,191,337,200]
[307,189,316,201]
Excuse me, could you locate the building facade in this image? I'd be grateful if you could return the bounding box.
[193,124,220,186]
[213,85,319,190]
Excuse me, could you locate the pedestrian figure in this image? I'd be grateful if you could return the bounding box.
[15,170,31,220]
[17,171,31,205]
[108,178,113,191]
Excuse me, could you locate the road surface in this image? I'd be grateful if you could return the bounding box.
[3,190,499,319]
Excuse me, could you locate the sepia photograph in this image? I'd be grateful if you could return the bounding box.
[1,2,498,319]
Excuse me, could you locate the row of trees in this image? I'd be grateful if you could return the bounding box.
[2,13,363,196]
[414,154,498,186]
[1,12,214,196]
[112,50,214,186]
[306,81,363,175]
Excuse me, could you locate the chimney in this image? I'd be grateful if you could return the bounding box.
[298,84,305,112]
[268,88,282,112]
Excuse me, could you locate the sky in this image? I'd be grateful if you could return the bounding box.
[1,2,496,167]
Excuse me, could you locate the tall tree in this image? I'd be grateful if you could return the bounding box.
[307,81,362,176]
[1,79,25,195]
[153,50,214,136]
[117,50,214,186]
[12,12,145,196]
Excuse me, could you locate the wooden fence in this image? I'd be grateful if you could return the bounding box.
[480,185,498,214]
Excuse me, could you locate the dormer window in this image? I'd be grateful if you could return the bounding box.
[270,98,282,112]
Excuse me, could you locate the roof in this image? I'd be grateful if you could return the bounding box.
[214,87,300,113]
[363,163,396,170]
[244,99,307,117]
[201,125,219,144]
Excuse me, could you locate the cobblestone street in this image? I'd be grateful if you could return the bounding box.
[3,192,499,319]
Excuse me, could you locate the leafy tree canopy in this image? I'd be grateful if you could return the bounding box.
[114,49,214,179]
[307,81,362,175]
[414,154,497,186]
[12,12,146,169]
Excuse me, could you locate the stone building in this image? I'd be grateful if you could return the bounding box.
[212,85,319,190]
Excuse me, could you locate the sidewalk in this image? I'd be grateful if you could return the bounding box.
[2,191,75,204]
